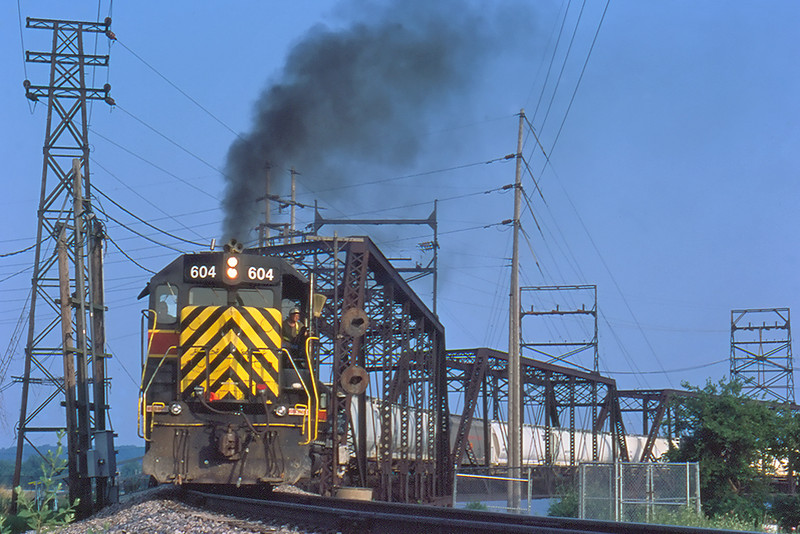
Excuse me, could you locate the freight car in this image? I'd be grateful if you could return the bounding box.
[350,400,673,466]
[138,241,326,487]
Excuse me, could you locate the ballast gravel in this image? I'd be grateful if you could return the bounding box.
[49,486,315,534]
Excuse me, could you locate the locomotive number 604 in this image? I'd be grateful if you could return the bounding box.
[139,242,327,488]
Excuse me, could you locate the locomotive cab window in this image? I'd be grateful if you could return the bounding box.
[281,274,308,315]
[189,287,274,308]
[154,284,178,325]
[237,288,274,307]
[189,287,227,306]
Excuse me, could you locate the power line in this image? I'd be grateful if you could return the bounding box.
[283,158,514,245]
[518,153,588,284]
[603,358,729,376]
[115,104,226,176]
[522,117,552,173]
[599,311,649,389]
[537,0,587,139]
[349,185,510,218]
[115,38,242,139]
[15,0,28,80]
[16,0,34,114]
[95,206,187,254]
[0,265,32,285]
[105,343,139,387]
[0,286,30,382]
[91,157,211,240]
[105,234,156,274]
[520,187,544,237]
[519,224,545,280]
[93,185,210,249]
[547,0,611,157]
[0,240,39,258]
[310,155,516,195]
[540,158,670,384]
[382,220,509,245]
[88,0,108,123]
[530,0,573,123]
[89,129,218,200]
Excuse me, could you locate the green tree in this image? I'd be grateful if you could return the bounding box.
[767,408,800,531]
[665,378,776,526]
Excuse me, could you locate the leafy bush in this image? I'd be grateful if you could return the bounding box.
[771,493,800,533]
[13,435,77,533]
[547,488,578,518]
[645,507,757,531]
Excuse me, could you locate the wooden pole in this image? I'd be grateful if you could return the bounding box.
[508,109,525,511]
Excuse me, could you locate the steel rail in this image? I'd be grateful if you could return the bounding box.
[182,490,751,534]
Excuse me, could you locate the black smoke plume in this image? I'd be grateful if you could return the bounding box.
[223,0,527,240]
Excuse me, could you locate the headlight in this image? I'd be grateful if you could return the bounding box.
[273,405,287,417]
[225,256,239,279]
[169,402,183,416]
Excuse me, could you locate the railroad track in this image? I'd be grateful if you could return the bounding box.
[182,490,750,534]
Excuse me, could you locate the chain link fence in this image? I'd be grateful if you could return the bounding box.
[452,466,576,515]
[453,470,533,514]
[579,462,700,522]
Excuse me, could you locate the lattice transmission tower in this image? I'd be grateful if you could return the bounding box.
[520,285,599,373]
[12,17,117,517]
[730,308,795,403]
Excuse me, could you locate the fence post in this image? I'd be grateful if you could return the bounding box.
[527,467,532,514]
[578,463,584,519]
[614,461,621,522]
[646,463,653,523]
[694,463,701,515]
[452,472,458,509]
[685,462,690,511]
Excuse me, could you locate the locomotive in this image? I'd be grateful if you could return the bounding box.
[138,241,326,487]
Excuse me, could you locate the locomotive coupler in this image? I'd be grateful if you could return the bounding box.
[217,424,241,460]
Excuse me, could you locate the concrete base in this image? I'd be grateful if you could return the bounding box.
[335,487,373,501]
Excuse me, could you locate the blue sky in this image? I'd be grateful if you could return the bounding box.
[1,1,799,446]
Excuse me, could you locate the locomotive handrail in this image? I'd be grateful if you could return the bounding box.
[138,308,155,440]
[281,348,314,444]
[305,336,320,442]
[138,345,177,441]
[136,398,145,440]
[144,402,165,442]
[141,309,156,370]
[141,345,178,392]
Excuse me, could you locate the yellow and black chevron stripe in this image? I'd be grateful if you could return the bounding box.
[179,306,281,401]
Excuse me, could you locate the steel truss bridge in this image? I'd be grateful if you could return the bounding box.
[257,236,796,503]
[256,236,450,503]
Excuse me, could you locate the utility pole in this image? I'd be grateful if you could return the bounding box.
[433,199,439,315]
[258,163,272,247]
[13,17,117,518]
[508,109,525,511]
[290,167,298,243]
